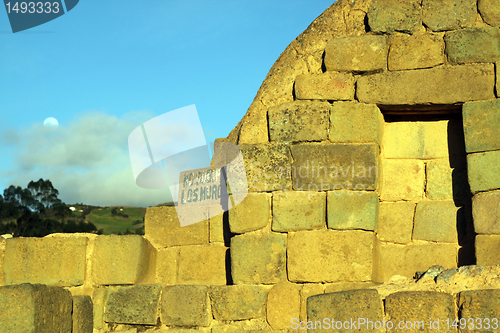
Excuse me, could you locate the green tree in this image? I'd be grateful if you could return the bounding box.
[3,185,37,211]
[27,178,60,212]
[1,179,102,237]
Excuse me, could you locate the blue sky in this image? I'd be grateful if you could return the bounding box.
[0,0,334,207]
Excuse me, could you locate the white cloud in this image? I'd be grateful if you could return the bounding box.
[0,110,187,207]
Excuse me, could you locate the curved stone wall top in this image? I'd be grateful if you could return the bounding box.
[226,0,499,145]
[226,0,373,144]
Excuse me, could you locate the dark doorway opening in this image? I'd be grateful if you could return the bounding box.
[380,104,475,266]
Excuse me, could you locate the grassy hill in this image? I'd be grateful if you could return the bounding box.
[86,207,146,235]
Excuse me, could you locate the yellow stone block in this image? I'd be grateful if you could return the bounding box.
[177,245,227,285]
[376,241,458,281]
[266,282,300,330]
[72,295,93,333]
[4,236,87,287]
[380,159,425,201]
[229,192,271,233]
[144,206,209,248]
[388,33,445,70]
[155,247,179,285]
[288,230,375,283]
[329,101,385,144]
[358,63,495,104]
[91,235,156,285]
[272,191,326,232]
[426,159,454,200]
[299,284,323,322]
[378,201,415,244]
[476,234,500,266]
[92,287,108,329]
[382,121,449,159]
[0,284,73,332]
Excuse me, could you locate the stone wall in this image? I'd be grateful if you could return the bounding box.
[222,0,500,277]
[1,225,500,332]
[2,0,500,332]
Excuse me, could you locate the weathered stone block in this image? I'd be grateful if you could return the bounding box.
[426,159,469,201]
[459,289,500,329]
[380,159,425,201]
[288,230,375,282]
[92,287,108,329]
[177,245,227,285]
[327,191,379,231]
[376,242,458,281]
[413,200,462,243]
[161,285,211,327]
[231,143,292,192]
[357,64,495,104]
[475,234,500,265]
[389,33,445,70]
[307,290,383,332]
[104,285,161,325]
[231,233,286,284]
[3,236,86,287]
[237,103,269,144]
[423,0,477,31]
[468,150,500,193]
[272,191,325,232]
[300,284,324,321]
[479,0,500,26]
[325,35,388,72]
[473,191,500,234]
[155,247,178,285]
[378,201,415,244]
[291,143,379,192]
[294,72,355,100]
[329,101,384,144]
[445,27,500,64]
[386,291,455,333]
[383,121,449,159]
[269,101,330,142]
[92,235,156,285]
[210,285,269,321]
[0,284,73,333]
[144,206,208,248]
[266,282,300,330]
[229,192,270,233]
[368,0,422,33]
[73,295,93,333]
[463,99,500,153]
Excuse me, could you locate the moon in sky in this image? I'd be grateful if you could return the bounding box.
[43,117,59,128]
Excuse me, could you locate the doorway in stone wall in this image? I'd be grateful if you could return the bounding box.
[379,104,475,267]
